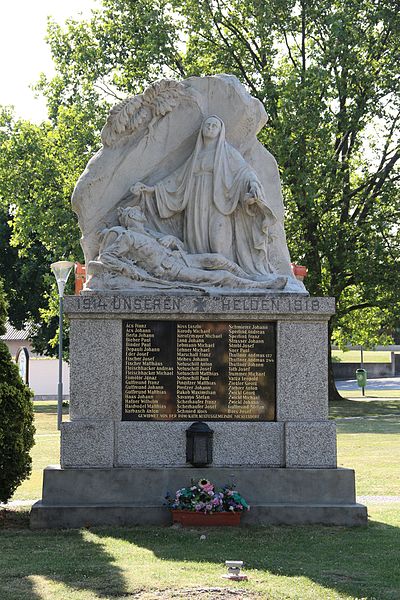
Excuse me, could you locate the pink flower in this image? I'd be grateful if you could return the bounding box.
[198,479,214,494]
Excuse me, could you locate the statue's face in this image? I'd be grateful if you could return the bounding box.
[202,117,222,140]
[124,208,146,230]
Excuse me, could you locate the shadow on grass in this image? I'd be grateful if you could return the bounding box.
[0,516,129,600]
[336,416,400,435]
[92,518,400,600]
[330,398,400,419]
[0,509,30,529]
[32,403,69,416]
[1,513,399,600]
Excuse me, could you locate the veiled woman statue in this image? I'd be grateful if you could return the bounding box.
[131,115,278,276]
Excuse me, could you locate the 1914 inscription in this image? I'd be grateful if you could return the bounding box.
[122,320,276,421]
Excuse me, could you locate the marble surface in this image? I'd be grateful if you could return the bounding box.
[285,421,337,468]
[115,422,284,467]
[276,322,328,421]
[65,293,334,318]
[61,420,114,468]
[69,319,122,420]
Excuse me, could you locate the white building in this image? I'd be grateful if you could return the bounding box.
[1,322,70,399]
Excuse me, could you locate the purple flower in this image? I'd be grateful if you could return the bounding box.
[168,480,249,514]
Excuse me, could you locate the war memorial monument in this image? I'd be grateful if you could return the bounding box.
[31,75,367,528]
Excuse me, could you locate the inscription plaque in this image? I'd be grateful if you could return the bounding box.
[122,321,276,421]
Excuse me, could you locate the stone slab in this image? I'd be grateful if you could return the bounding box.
[63,295,335,469]
[285,422,337,468]
[65,294,335,321]
[243,503,367,526]
[116,422,284,467]
[30,502,367,529]
[61,421,114,468]
[212,423,284,467]
[39,465,356,505]
[30,465,366,528]
[69,319,122,420]
[277,321,328,421]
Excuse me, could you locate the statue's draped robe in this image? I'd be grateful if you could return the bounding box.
[143,117,277,275]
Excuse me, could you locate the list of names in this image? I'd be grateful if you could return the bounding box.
[122,320,275,421]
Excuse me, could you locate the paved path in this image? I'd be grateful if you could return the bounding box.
[358,496,400,504]
[3,496,400,509]
[0,500,36,508]
[335,377,400,391]
[335,415,399,420]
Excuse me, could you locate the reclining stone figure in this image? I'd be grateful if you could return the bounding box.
[86,206,287,291]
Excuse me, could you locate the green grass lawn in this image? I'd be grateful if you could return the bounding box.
[331,397,400,416]
[332,397,400,496]
[1,400,399,600]
[336,416,400,496]
[332,350,393,363]
[11,402,67,501]
[0,506,399,600]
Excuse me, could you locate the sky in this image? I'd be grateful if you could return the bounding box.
[0,0,97,123]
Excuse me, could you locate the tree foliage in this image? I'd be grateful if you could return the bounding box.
[0,103,101,354]
[0,280,35,503]
[1,0,399,362]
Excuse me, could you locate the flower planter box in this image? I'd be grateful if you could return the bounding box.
[171,510,241,527]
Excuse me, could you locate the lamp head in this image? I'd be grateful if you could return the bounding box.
[51,261,75,297]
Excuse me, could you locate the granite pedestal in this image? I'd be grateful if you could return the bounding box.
[30,293,367,527]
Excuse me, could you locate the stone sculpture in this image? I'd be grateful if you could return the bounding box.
[73,75,307,293]
[131,115,278,274]
[87,206,287,291]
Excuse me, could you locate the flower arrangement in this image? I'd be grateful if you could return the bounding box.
[165,478,250,514]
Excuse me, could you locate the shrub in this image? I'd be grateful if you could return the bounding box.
[0,282,35,503]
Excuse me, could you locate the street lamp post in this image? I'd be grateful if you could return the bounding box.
[51,261,75,430]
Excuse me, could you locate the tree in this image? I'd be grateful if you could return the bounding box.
[0,103,102,355]
[2,1,400,394]
[0,279,35,503]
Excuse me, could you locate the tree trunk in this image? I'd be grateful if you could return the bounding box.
[328,319,343,402]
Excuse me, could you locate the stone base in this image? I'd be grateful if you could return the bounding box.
[30,466,367,528]
[30,502,367,529]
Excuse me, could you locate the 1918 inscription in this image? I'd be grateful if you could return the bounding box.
[122,320,276,421]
